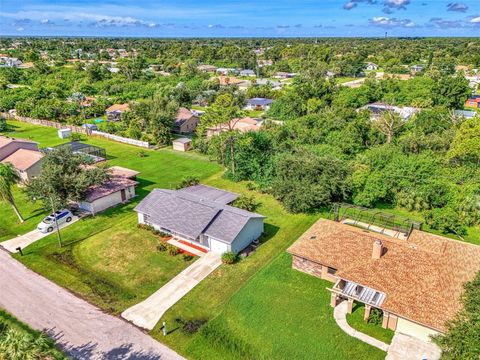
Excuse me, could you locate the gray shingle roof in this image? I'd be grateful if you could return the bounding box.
[134,187,263,243]
[179,184,238,205]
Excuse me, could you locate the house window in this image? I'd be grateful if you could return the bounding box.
[327,267,337,275]
[143,214,150,224]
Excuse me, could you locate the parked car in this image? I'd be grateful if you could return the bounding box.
[37,209,73,233]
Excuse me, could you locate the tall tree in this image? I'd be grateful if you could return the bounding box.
[199,93,244,176]
[375,110,405,144]
[26,147,109,210]
[0,163,24,223]
[434,271,480,359]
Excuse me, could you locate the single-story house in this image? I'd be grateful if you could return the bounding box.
[174,108,200,134]
[106,103,129,121]
[256,78,282,90]
[453,109,477,119]
[135,185,265,254]
[172,138,192,152]
[79,174,138,215]
[0,136,39,161]
[206,117,262,138]
[273,72,296,79]
[240,69,256,77]
[288,218,480,342]
[361,102,420,121]
[245,98,273,111]
[216,67,237,76]
[197,64,217,73]
[366,62,379,71]
[0,136,44,182]
[411,64,425,73]
[1,148,44,182]
[465,96,480,108]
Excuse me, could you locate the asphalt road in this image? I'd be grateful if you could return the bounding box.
[0,249,184,360]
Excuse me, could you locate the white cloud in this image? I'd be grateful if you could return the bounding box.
[470,17,480,23]
[369,16,415,27]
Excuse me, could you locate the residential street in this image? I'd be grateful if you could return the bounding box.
[0,249,184,360]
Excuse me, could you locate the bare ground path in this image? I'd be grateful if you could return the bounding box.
[0,249,184,360]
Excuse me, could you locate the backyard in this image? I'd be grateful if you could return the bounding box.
[0,119,470,359]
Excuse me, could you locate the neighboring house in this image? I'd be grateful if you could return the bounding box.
[216,76,244,87]
[1,148,44,182]
[197,64,217,73]
[273,72,296,79]
[245,98,273,111]
[216,67,237,76]
[453,109,477,119]
[465,96,480,108]
[257,59,273,67]
[135,185,265,254]
[79,173,138,215]
[256,78,282,90]
[411,64,425,73]
[106,103,129,121]
[172,138,192,152]
[0,57,22,67]
[0,136,39,161]
[365,62,378,71]
[240,69,256,77]
[206,117,262,138]
[288,218,480,343]
[174,108,200,134]
[361,102,420,121]
[109,165,139,180]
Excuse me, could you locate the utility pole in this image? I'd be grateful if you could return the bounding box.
[50,196,63,248]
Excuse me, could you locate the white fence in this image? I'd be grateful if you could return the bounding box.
[1,113,150,148]
[91,130,150,148]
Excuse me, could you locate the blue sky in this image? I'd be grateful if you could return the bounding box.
[1,0,479,37]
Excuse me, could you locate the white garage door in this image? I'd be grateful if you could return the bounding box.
[209,238,229,254]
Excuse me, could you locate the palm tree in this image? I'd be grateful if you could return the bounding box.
[0,163,24,223]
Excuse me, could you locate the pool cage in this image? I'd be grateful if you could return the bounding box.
[330,203,422,238]
[53,141,107,163]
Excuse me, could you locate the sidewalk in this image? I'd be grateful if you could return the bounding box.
[122,251,222,330]
[333,301,390,352]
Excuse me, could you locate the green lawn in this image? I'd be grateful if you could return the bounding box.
[346,303,394,344]
[3,119,221,313]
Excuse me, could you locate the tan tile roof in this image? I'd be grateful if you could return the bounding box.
[106,103,129,113]
[1,149,43,171]
[287,219,480,332]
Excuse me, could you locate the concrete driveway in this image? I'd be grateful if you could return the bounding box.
[122,252,222,330]
[0,215,80,253]
[386,332,441,360]
[0,249,183,360]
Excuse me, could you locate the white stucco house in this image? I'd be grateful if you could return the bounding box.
[134,185,265,254]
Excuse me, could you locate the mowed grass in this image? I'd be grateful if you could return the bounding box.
[346,303,394,344]
[163,253,386,360]
[4,120,220,313]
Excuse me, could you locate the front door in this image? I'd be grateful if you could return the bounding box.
[121,189,126,201]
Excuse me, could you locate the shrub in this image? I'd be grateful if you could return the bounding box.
[424,207,467,236]
[368,308,383,326]
[166,244,180,256]
[183,254,194,261]
[221,251,237,264]
[70,132,84,141]
[175,318,207,334]
[176,176,200,189]
[233,194,259,212]
[138,150,146,158]
[156,242,167,252]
